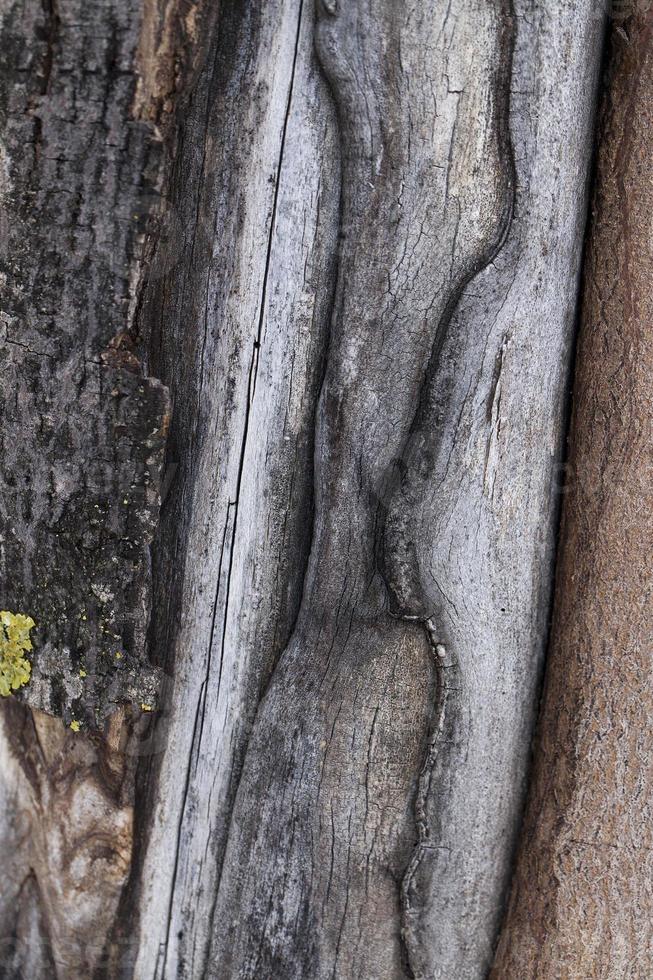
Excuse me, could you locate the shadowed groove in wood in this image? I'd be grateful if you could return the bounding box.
[375,6,516,972]
[157,4,309,976]
[124,1,342,976]
[206,2,515,977]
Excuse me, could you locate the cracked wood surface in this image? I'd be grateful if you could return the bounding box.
[125,2,603,979]
[0,0,605,977]
[124,3,341,977]
[208,1,514,977]
[492,9,653,977]
[397,4,604,974]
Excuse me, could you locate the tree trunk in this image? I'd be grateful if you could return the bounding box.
[492,7,653,977]
[0,1,605,978]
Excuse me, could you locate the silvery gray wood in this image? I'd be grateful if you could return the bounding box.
[396,4,605,975]
[0,0,605,977]
[129,2,341,977]
[128,2,604,979]
[208,0,513,977]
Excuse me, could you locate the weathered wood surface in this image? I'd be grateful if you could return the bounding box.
[127,2,604,979]
[209,0,514,976]
[492,8,653,977]
[127,3,342,975]
[0,0,606,978]
[0,702,136,976]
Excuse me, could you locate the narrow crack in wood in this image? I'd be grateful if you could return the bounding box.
[206,2,516,977]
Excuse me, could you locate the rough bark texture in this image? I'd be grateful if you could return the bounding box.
[0,0,606,978]
[0,0,214,973]
[0,0,173,727]
[492,9,653,978]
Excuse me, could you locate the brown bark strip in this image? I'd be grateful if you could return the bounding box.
[492,9,653,977]
[133,0,220,126]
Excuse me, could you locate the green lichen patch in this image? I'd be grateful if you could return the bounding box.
[0,611,35,696]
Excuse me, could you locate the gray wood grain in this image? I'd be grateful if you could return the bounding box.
[208,0,513,977]
[128,2,341,977]
[0,0,606,977]
[127,2,605,979]
[395,4,605,974]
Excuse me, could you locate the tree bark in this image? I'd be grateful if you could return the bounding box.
[0,1,605,978]
[492,7,653,977]
[0,0,215,973]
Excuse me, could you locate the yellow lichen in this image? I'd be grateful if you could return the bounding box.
[140,702,153,712]
[0,611,35,697]
[70,720,81,733]
[79,669,87,678]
